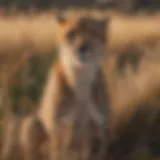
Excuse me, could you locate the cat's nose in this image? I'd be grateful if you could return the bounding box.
[78,44,89,62]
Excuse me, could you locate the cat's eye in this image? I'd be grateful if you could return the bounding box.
[66,30,76,43]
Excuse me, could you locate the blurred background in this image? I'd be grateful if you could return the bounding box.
[0,0,160,159]
[0,0,159,12]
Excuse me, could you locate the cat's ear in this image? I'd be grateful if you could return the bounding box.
[56,14,76,32]
[78,16,110,42]
[56,14,67,25]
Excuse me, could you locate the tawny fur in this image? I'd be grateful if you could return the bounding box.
[37,15,110,160]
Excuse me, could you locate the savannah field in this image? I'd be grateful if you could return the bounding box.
[0,8,160,160]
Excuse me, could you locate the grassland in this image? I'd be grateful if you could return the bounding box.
[0,9,160,159]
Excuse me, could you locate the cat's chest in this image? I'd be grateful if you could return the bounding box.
[55,95,94,120]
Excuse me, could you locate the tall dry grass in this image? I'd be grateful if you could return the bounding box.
[0,12,59,55]
[0,10,160,160]
[0,10,159,54]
